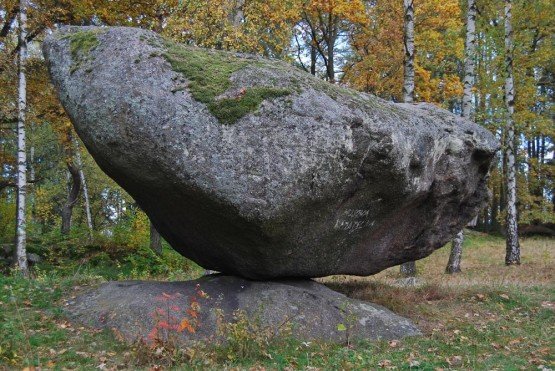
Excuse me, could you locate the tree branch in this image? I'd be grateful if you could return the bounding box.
[0,5,19,38]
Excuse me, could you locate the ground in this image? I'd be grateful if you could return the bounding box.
[0,231,553,370]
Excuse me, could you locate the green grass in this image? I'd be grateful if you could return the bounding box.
[162,41,290,124]
[1,234,553,369]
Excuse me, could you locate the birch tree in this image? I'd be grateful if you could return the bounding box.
[503,0,520,265]
[61,132,81,236]
[400,0,416,278]
[72,136,93,239]
[15,0,29,276]
[446,0,477,274]
[402,0,415,103]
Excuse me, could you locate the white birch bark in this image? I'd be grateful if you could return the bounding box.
[504,0,520,265]
[447,0,477,274]
[446,230,464,273]
[403,0,415,103]
[462,0,477,119]
[72,136,93,238]
[400,0,416,277]
[15,0,28,276]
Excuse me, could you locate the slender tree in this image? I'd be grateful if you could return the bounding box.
[61,132,81,235]
[150,222,162,255]
[503,0,520,265]
[73,137,93,238]
[400,0,416,278]
[296,0,366,83]
[15,0,29,276]
[446,0,477,274]
[402,0,415,103]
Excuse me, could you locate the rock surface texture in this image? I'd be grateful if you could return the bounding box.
[44,26,498,279]
[67,276,421,343]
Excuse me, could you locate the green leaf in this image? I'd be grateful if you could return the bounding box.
[337,323,347,331]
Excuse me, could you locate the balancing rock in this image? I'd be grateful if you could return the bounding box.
[43,26,498,279]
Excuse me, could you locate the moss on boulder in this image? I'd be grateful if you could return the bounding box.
[162,41,290,124]
[61,29,104,74]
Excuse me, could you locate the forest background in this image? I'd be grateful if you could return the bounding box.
[1,0,553,252]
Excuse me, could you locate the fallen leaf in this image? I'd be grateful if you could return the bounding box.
[508,338,521,346]
[447,356,463,367]
[540,301,554,310]
[378,360,392,368]
[409,360,421,367]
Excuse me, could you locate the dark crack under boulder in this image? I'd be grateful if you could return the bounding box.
[66,276,421,344]
[43,26,498,279]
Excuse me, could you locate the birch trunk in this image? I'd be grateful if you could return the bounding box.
[462,0,477,119]
[15,0,28,276]
[400,0,416,277]
[400,261,416,277]
[402,0,415,103]
[446,231,464,273]
[72,137,93,238]
[447,0,477,274]
[504,0,520,265]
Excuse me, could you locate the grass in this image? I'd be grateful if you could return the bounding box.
[162,41,291,124]
[1,232,553,370]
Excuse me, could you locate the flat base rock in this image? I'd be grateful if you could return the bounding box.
[66,275,420,344]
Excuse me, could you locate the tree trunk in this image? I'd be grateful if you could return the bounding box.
[61,159,81,236]
[400,261,416,277]
[72,137,93,238]
[400,0,416,277]
[447,0,477,274]
[402,0,415,103]
[232,0,245,27]
[461,0,477,119]
[446,231,464,273]
[310,43,317,76]
[150,222,162,255]
[491,190,500,232]
[327,39,335,83]
[29,124,36,222]
[504,0,520,265]
[15,0,28,276]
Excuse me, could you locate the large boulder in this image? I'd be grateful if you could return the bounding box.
[66,276,421,343]
[43,26,498,279]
